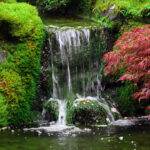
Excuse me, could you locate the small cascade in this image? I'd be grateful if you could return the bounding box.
[67,61,72,93]
[41,108,47,121]
[56,100,66,125]
[42,24,116,127]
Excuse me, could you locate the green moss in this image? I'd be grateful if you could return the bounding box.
[0,0,16,3]
[0,2,44,40]
[0,2,46,126]
[67,99,108,126]
[93,0,149,33]
[44,100,59,122]
[94,0,150,18]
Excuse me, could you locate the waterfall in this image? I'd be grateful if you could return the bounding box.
[43,25,115,125]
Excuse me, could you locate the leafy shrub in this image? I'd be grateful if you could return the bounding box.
[36,0,70,10]
[103,25,150,102]
[116,83,139,117]
[0,2,45,126]
[43,100,59,122]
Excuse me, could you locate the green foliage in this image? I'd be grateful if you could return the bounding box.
[92,15,116,29]
[44,100,59,122]
[22,0,92,14]
[36,0,70,10]
[116,83,139,117]
[94,0,150,19]
[0,0,16,3]
[119,19,144,36]
[0,2,45,126]
[0,92,8,126]
[66,94,76,125]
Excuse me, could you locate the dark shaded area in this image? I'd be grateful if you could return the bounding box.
[0,21,18,42]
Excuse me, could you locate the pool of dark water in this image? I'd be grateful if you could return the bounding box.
[0,123,150,150]
[40,14,97,27]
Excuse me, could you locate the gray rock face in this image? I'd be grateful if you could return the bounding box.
[108,5,117,21]
[0,50,6,64]
[99,4,122,22]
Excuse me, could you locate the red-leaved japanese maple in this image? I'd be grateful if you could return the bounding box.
[103,25,150,102]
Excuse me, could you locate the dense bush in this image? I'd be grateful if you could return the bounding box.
[103,25,150,103]
[0,2,45,126]
[116,83,139,117]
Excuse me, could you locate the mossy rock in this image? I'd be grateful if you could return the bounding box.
[0,2,43,40]
[71,100,108,125]
[0,2,46,126]
[44,100,59,122]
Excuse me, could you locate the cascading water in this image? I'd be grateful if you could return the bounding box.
[41,24,115,128]
[56,100,66,126]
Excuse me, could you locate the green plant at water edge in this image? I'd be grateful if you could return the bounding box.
[43,100,59,122]
[0,2,46,126]
[116,82,139,117]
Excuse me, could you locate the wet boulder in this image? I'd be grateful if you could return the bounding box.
[71,99,108,125]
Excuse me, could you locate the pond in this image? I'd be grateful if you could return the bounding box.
[0,121,150,150]
[40,14,97,27]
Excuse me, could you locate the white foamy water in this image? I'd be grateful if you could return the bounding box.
[56,100,66,126]
[112,119,135,126]
[24,125,91,134]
